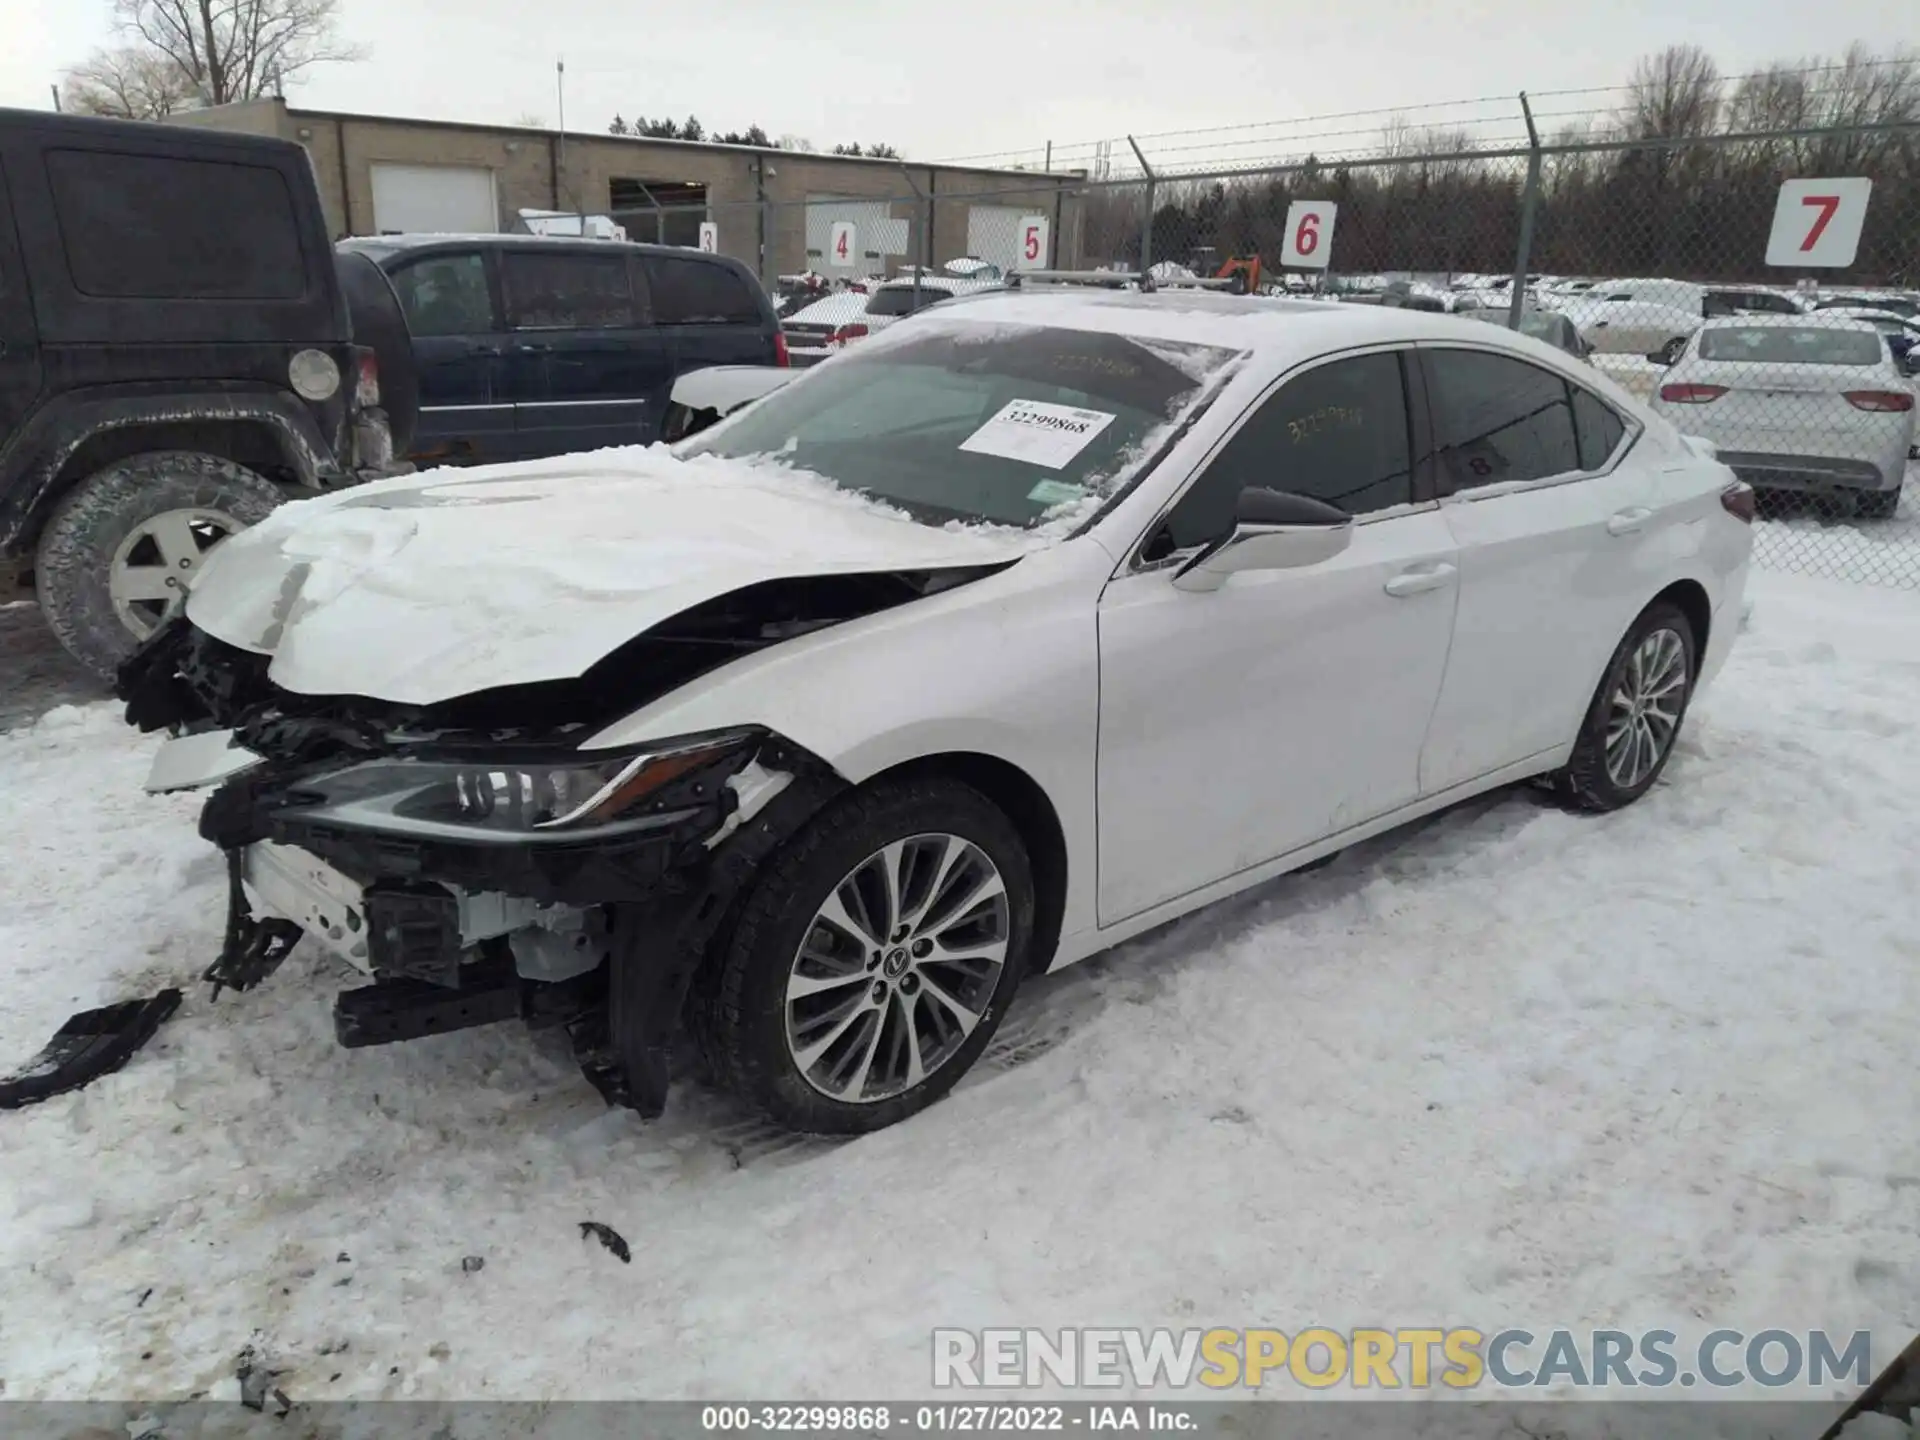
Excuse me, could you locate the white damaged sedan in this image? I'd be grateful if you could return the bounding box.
[119,292,1754,1134]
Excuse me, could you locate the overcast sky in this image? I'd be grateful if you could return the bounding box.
[4,0,1911,164]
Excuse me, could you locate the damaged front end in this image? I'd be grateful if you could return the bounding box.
[117,616,850,1118]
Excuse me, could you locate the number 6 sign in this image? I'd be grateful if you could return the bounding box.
[1281,200,1337,269]
[1766,178,1871,268]
[1017,215,1050,268]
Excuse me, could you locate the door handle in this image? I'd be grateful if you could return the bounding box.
[513,342,552,355]
[465,342,502,356]
[1606,507,1653,536]
[1383,562,1456,597]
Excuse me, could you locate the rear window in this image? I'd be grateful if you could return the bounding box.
[866,286,951,318]
[46,148,305,301]
[1698,326,1884,366]
[651,256,763,325]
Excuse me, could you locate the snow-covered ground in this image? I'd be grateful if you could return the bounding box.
[1,571,1917,1406]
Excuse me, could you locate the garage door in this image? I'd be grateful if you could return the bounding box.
[805,196,906,275]
[965,206,1033,275]
[369,164,499,235]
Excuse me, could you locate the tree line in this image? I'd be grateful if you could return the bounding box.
[607,114,898,157]
[1081,44,1920,286]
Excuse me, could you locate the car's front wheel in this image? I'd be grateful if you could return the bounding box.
[695,777,1033,1134]
[1553,601,1697,812]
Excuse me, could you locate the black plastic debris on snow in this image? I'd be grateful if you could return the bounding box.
[0,989,182,1110]
[578,1221,631,1264]
[235,1343,291,1415]
[461,1255,485,1273]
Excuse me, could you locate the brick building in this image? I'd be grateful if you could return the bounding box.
[168,100,1083,286]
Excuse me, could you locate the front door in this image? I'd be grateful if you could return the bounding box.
[500,247,669,456]
[1415,345,1656,792]
[0,156,43,446]
[1096,350,1460,925]
[385,248,513,465]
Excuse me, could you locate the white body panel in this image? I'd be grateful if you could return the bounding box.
[669,365,794,415]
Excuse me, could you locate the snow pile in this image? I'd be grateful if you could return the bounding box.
[0,572,1917,1404]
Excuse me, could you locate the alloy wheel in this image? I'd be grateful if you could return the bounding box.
[107,507,241,637]
[1604,626,1688,790]
[784,833,1010,1104]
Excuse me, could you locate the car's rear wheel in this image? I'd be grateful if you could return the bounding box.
[1553,602,1697,813]
[694,777,1032,1135]
[35,451,287,680]
[1857,487,1902,520]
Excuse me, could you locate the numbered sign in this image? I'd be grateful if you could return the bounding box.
[1017,215,1050,268]
[1766,178,1871,268]
[697,221,718,253]
[828,221,858,269]
[1280,200,1337,269]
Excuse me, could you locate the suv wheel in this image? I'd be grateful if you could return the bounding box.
[35,451,286,679]
[690,778,1033,1135]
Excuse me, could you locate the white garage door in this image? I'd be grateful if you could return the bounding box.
[965,206,1031,275]
[805,196,905,275]
[369,164,499,235]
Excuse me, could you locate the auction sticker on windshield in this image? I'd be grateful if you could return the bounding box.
[959,400,1117,470]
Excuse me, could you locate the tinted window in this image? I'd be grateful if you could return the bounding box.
[390,252,494,336]
[1161,353,1412,549]
[47,148,304,300]
[1571,388,1626,470]
[651,256,762,325]
[680,323,1238,529]
[502,251,639,329]
[1698,326,1883,366]
[1427,349,1580,491]
[866,286,952,318]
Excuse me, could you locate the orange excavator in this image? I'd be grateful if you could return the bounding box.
[1215,255,1263,294]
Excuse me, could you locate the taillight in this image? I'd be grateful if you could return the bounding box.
[773,330,790,368]
[1843,390,1915,413]
[1659,383,1727,404]
[1720,481,1756,523]
[354,350,380,407]
[829,323,869,347]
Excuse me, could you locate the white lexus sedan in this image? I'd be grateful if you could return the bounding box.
[119,293,1754,1135]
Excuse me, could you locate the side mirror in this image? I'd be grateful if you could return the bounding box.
[1172,487,1353,593]
[1645,337,1684,367]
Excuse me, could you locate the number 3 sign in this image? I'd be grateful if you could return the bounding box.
[1766,178,1871,268]
[1280,200,1337,269]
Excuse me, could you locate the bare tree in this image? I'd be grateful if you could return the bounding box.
[1625,43,1723,141]
[60,45,197,118]
[100,0,366,107]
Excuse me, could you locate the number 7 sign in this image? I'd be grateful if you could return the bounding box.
[1766,178,1871,268]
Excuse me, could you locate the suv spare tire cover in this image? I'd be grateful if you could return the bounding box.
[335,249,419,459]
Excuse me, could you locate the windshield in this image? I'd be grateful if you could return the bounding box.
[866,286,952,318]
[678,322,1241,528]
[1699,326,1884,366]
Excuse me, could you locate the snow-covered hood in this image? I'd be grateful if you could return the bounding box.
[184,449,1028,705]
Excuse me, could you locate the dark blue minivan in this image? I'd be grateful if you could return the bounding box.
[338,234,786,466]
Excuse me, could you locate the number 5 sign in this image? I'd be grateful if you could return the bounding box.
[1017,215,1050,268]
[828,221,858,268]
[1766,178,1871,267]
[1280,200,1337,269]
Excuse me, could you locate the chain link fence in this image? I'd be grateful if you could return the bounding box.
[544,117,1920,588]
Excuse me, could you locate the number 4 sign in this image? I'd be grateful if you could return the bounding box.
[1280,200,1337,269]
[1017,215,1050,268]
[1766,178,1871,268]
[828,221,858,268]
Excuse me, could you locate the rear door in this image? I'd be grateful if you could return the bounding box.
[0,155,42,446]
[384,247,512,464]
[500,246,668,454]
[649,253,776,377]
[1416,345,1655,793]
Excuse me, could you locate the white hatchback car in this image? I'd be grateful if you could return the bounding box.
[1648,316,1916,519]
[122,293,1754,1134]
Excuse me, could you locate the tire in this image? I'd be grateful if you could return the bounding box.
[694,777,1034,1135]
[1553,601,1697,813]
[35,451,286,680]
[1857,487,1902,521]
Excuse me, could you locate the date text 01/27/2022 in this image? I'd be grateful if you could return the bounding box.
[699,1404,1198,1432]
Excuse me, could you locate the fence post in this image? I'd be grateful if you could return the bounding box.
[1507,93,1542,330]
[897,162,926,312]
[1128,135,1156,277]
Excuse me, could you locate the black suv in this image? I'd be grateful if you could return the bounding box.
[0,108,412,679]
[338,234,784,466]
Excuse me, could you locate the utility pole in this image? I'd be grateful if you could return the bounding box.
[555,59,568,215]
[49,84,61,112]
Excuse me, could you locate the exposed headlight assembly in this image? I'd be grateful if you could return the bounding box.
[280,730,757,843]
